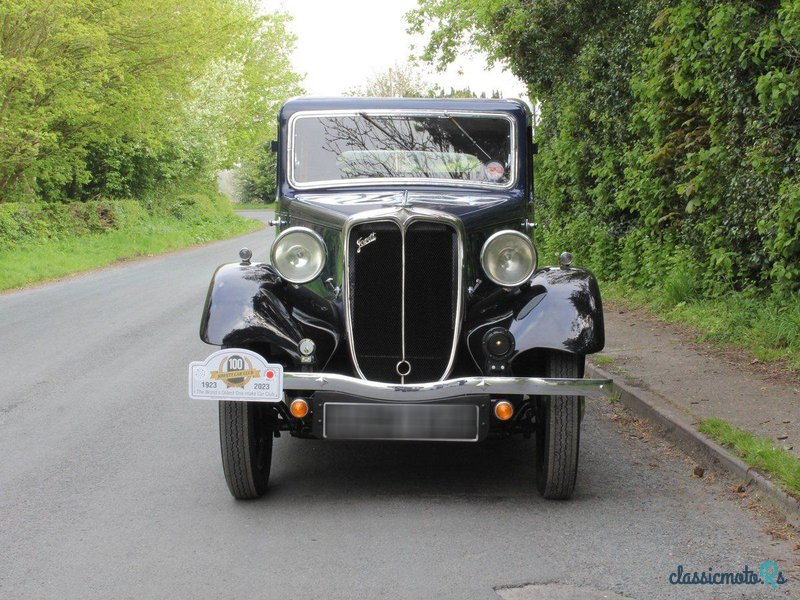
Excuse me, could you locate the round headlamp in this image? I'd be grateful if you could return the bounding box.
[480,230,537,287]
[270,227,326,284]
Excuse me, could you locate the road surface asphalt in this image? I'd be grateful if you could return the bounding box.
[1,211,797,599]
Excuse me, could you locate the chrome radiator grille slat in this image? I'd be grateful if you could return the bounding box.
[345,211,463,384]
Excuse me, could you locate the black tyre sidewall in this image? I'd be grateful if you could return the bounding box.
[219,400,274,499]
[535,351,584,499]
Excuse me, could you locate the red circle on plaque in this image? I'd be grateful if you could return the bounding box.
[266,370,274,379]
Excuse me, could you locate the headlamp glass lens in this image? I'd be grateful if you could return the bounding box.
[272,229,326,283]
[482,231,536,286]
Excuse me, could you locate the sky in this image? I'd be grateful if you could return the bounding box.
[259,0,526,98]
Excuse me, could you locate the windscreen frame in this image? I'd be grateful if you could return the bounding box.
[286,109,518,191]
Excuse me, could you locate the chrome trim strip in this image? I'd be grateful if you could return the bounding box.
[343,207,466,382]
[286,110,518,191]
[322,402,480,442]
[401,222,406,384]
[282,372,611,402]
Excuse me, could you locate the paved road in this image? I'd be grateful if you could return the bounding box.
[1,211,797,599]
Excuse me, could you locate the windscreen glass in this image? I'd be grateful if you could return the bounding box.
[290,113,514,187]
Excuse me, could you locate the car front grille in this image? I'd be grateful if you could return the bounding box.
[347,217,461,383]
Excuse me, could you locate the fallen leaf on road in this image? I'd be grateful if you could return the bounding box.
[778,435,789,440]
[693,466,705,478]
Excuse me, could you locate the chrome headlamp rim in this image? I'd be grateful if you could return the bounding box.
[480,229,537,287]
[270,226,327,284]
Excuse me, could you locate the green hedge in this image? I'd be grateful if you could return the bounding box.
[0,182,261,291]
[0,183,239,250]
[0,200,146,249]
[412,0,800,298]
[530,0,800,300]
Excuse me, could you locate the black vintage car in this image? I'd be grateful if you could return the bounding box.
[192,97,608,500]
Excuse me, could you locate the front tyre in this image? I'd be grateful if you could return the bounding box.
[219,401,274,499]
[535,351,584,500]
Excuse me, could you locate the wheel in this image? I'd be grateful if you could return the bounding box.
[219,400,274,499]
[535,351,584,500]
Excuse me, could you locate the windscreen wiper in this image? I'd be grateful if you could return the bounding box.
[358,112,413,151]
[445,113,492,161]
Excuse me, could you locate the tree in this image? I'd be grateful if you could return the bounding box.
[236,144,278,204]
[408,0,800,293]
[347,62,436,98]
[434,86,477,98]
[0,1,302,202]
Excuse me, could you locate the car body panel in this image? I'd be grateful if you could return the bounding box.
[200,262,340,368]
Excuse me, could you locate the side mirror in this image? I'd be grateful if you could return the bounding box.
[270,140,278,153]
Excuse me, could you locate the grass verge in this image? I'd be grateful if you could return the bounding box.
[699,418,800,497]
[0,216,261,291]
[602,282,800,372]
[0,183,263,291]
[594,354,616,367]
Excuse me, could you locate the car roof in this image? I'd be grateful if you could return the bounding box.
[279,96,530,119]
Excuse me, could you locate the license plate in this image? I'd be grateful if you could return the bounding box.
[323,403,480,441]
[188,349,283,402]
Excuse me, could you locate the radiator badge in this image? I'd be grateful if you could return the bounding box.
[356,232,377,253]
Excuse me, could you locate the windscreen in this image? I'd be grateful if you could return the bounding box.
[290,113,514,187]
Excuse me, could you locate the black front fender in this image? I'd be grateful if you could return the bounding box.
[511,266,605,354]
[199,262,340,367]
[466,267,604,370]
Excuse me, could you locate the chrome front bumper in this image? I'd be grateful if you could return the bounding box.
[283,373,611,402]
